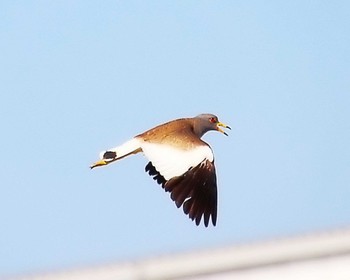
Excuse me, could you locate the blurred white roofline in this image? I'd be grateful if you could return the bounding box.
[11,227,350,280]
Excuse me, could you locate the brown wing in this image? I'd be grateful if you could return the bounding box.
[145,159,217,227]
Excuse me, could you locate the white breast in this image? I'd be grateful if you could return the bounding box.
[141,142,214,180]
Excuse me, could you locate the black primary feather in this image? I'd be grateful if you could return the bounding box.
[145,160,217,227]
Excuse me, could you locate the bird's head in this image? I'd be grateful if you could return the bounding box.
[194,114,231,137]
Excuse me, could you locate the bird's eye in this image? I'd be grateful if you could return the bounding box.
[209,117,217,123]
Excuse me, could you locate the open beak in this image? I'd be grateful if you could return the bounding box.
[217,122,231,136]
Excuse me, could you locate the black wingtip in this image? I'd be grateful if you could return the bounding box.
[145,160,217,228]
[145,162,166,186]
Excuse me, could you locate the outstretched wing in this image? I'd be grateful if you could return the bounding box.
[142,142,217,227]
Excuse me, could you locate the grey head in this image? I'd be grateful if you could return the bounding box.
[193,114,231,138]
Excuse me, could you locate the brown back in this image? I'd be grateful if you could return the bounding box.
[136,118,206,150]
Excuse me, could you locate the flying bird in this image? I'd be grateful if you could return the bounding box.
[90,114,230,227]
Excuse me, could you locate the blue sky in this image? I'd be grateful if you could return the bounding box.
[1,1,350,277]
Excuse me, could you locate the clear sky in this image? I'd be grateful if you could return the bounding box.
[1,1,350,277]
